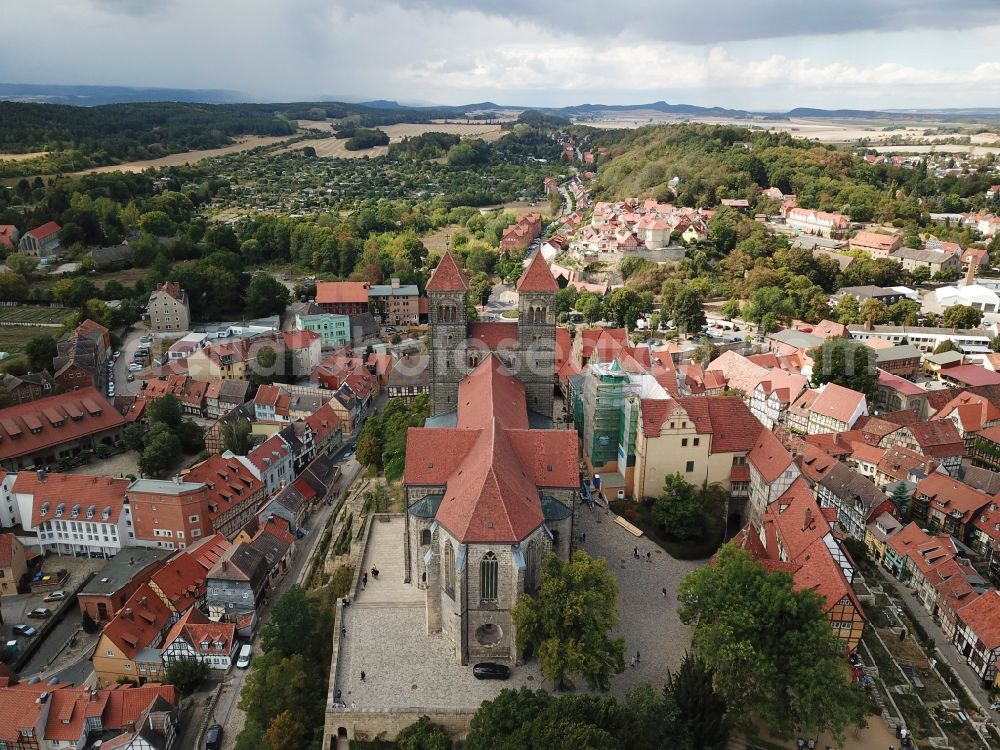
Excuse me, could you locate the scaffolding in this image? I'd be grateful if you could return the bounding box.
[581,359,638,468]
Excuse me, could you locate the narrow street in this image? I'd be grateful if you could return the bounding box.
[182,445,363,750]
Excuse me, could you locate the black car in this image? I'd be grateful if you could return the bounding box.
[205,724,223,750]
[472,662,511,680]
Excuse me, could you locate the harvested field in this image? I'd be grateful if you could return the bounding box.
[0,151,49,162]
[281,122,505,159]
[71,135,297,174]
[0,306,74,325]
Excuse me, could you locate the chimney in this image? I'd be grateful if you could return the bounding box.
[173,474,181,484]
[802,506,814,531]
[139,596,148,610]
[124,608,133,620]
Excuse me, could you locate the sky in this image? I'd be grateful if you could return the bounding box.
[3,0,1000,110]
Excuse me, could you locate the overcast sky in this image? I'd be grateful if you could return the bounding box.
[3,0,1000,109]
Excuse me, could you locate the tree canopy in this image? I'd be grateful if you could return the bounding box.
[511,551,626,690]
[810,339,878,401]
[678,544,868,741]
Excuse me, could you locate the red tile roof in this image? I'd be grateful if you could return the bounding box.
[315,281,370,305]
[12,471,129,527]
[915,473,992,526]
[162,607,236,657]
[405,354,577,544]
[101,583,173,659]
[904,420,964,457]
[933,390,1000,433]
[749,428,795,483]
[516,252,560,293]
[425,251,469,292]
[941,364,1000,387]
[304,402,342,444]
[957,590,1000,649]
[25,220,60,240]
[810,383,866,425]
[468,322,519,351]
[791,537,866,619]
[281,329,320,350]
[0,388,125,463]
[182,454,263,531]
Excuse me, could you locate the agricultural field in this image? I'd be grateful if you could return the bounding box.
[0,306,75,325]
[71,135,298,175]
[0,325,57,358]
[281,122,505,158]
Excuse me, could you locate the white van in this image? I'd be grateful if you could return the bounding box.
[236,644,252,669]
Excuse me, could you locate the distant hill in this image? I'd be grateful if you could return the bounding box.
[0,83,244,106]
[551,100,754,118]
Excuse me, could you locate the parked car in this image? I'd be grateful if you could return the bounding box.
[128,364,143,372]
[472,662,511,680]
[205,724,223,750]
[236,644,252,669]
[13,624,38,637]
[27,607,51,619]
[43,590,66,602]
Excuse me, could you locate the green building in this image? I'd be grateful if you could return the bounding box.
[293,303,351,349]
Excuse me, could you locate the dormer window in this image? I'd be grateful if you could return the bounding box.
[55,503,64,517]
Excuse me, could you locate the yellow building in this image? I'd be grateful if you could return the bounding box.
[187,342,250,382]
[92,583,173,686]
[864,511,904,564]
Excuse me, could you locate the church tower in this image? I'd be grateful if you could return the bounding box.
[427,252,470,416]
[515,252,558,420]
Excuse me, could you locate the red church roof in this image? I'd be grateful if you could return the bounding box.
[425,251,469,292]
[516,252,559,293]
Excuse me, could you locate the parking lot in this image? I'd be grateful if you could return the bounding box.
[1,554,105,675]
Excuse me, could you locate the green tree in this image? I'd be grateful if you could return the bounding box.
[832,294,861,325]
[942,303,983,329]
[858,298,890,325]
[0,271,29,300]
[512,551,626,690]
[254,346,278,385]
[146,393,183,430]
[245,275,290,318]
[810,339,877,401]
[933,338,960,355]
[24,334,56,372]
[139,210,175,237]
[651,474,707,541]
[889,298,921,326]
[720,299,742,320]
[261,710,314,750]
[261,586,321,657]
[665,653,730,750]
[678,544,868,741]
[575,292,604,324]
[673,288,707,335]
[605,287,647,330]
[4,253,37,277]
[139,423,182,477]
[395,716,452,750]
[164,656,209,695]
[468,271,492,307]
[221,419,253,455]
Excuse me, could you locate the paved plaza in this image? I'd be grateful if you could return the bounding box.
[333,506,707,712]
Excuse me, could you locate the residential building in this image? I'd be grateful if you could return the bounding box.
[953,590,1000,686]
[834,286,905,305]
[865,511,903,564]
[798,383,868,435]
[367,279,420,327]
[292,303,352,349]
[206,543,269,633]
[77,548,171,622]
[90,243,134,269]
[304,403,343,457]
[315,281,370,317]
[148,282,190,332]
[18,221,61,257]
[11,471,132,558]
[875,369,927,415]
[499,212,542,252]
[889,246,962,275]
[934,391,1000,452]
[747,428,801,527]
[815,461,895,541]
[874,345,921,378]
[747,371,809,430]
[911,473,992,539]
[849,231,901,259]
[243,432,295,498]
[0,682,177,750]
[848,323,995,354]
[879,420,965,476]
[146,537,232,619]
[0,224,19,251]
[204,378,251,419]
[0,389,126,471]
[53,319,111,393]
[0,371,55,405]
[387,354,431,402]
[141,375,208,416]
[161,607,237,670]
[91,582,174,686]
[785,207,849,238]
[0,531,27,596]
[180,454,265,539]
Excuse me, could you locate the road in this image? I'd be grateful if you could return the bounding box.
[19,606,79,676]
[183,443,364,750]
[114,323,147,397]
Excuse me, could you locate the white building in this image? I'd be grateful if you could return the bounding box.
[935,284,1000,314]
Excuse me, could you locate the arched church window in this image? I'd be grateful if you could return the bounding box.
[480,551,499,603]
[420,528,431,546]
[444,541,455,598]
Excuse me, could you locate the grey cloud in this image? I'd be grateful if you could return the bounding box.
[343,0,1000,43]
[90,0,161,16]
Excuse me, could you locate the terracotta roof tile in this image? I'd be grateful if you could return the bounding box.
[315,281,369,305]
[100,583,173,659]
[425,251,469,292]
[467,322,519,352]
[749,428,795,483]
[516,252,560,293]
[957,589,1000,649]
[13,471,130,527]
[809,383,866,425]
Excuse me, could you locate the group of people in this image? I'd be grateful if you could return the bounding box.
[361,564,380,589]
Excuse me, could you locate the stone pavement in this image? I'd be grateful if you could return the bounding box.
[574,503,705,699]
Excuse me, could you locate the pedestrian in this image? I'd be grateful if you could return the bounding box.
[796,740,805,750]
[360,670,366,682]
[808,740,816,750]
[371,565,379,579]
[362,572,368,588]
[633,547,639,559]
[661,587,667,598]
[635,650,640,664]
[646,551,651,562]
[630,655,636,668]
[341,626,346,639]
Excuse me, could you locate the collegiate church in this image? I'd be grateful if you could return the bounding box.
[402,252,579,665]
